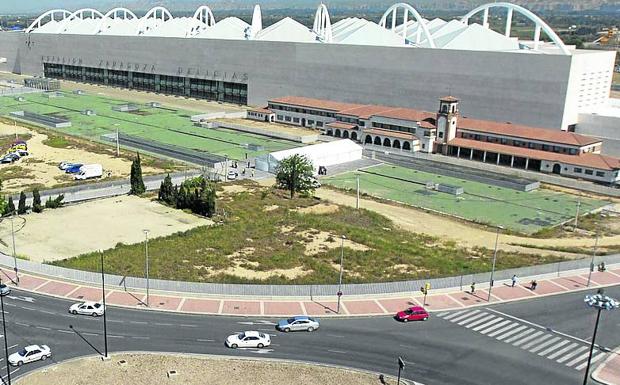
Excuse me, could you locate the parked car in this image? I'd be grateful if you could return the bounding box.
[1,153,20,164]
[12,149,28,157]
[74,164,103,180]
[58,161,72,170]
[8,345,51,366]
[225,331,271,349]
[69,301,104,317]
[0,283,11,296]
[276,316,320,332]
[395,306,429,322]
[227,170,238,180]
[65,164,84,174]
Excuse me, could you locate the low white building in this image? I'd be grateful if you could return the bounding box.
[255,139,362,174]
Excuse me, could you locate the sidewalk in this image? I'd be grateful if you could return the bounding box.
[593,348,620,385]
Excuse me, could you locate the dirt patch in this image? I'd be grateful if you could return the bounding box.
[296,203,340,215]
[0,123,160,193]
[0,195,211,262]
[298,228,371,256]
[221,184,250,195]
[263,204,279,212]
[18,353,382,385]
[220,264,312,280]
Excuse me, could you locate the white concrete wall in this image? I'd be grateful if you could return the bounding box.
[540,159,619,184]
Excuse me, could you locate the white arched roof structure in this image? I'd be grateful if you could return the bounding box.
[461,2,570,55]
[56,8,104,33]
[193,6,216,27]
[137,6,173,34]
[26,9,71,33]
[104,8,137,20]
[379,3,435,48]
[247,4,263,39]
[312,3,333,43]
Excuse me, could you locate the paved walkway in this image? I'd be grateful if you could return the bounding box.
[593,347,620,385]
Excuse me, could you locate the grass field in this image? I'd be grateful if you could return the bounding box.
[0,91,301,160]
[52,182,566,284]
[323,164,609,234]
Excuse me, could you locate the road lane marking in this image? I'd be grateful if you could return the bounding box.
[503,328,536,343]
[83,332,98,337]
[456,311,487,325]
[575,351,606,370]
[529,336,561,353]
[154,323,173,326]
[131,336,150,340]
[538,339,570,356]
[488,323,522,338]
[566,350,596,367]
[327,349,347,354]
[450,310,480,323]
[7,345,17,350]
[35,326,51,331]
[38,310,55,315]
[546,342,578,360]
[479,320,511,335]
[15,322,29,327]
[464,315,496,329]
[179,324,197,328]
[130,321,148,325]
[471,317,504,332]
[108,335,124,339]
[513,331,545,347]
[56,330,73,334]
[441,310,469,321]
[556,346,588,363]
[196,339,214,342]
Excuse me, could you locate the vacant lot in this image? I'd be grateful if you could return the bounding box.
[19,353,383,385]
[55,181,565,284]
[0,91,301,160]
[323,164,608,234]
[0,195,211,262]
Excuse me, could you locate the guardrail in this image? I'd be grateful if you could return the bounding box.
[2,252,618,298]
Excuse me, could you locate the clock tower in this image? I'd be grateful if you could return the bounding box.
[435,96,459,154]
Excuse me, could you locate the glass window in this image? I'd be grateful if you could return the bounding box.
[585,169,593,175]
[573,168,582,173]
[596,171,605,177]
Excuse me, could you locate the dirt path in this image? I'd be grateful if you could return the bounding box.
[316,188,620,253]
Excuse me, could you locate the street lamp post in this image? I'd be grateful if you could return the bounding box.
[397,357,405,385]
[100,251,109,359]
[0,278,11,385]
[487,226,503,301]
[143,230,150,307]
[10,212,18,284]
[587,232,599,287]
[583,290,618,385]
[337,235,346,314]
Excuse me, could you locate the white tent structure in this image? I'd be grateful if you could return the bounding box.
[256,139,363,174]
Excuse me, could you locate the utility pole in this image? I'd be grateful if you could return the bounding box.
[100,251,108,359]
[587,233,599,287]
[397,357,405,385]
[116,127,120,157]
[337,235,346,314]
[0,279,11,385]
[356,173,360,210]
[143,229,150,307]
[10,213,18,284]
[573,199,581,231]
[488,226,503,301]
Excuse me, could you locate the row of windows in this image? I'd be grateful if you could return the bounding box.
[573,167,605,177]
[268,103,336,118]
[372,121,415,134]
[460,132,580,155]
[43,63,248,105]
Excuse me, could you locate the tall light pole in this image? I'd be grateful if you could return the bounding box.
[100,251,108,359]
[115,125,120,158]
[337,235,346,314]
[356,173,360,210]
[587,232,599,287]
[0,278,11,385]
[487,226,503,302]
[10,212,18,284]
[583,290,618,385]
[573,199,581,231]
[143,230,150,307]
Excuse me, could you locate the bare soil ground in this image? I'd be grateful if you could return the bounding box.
[218,117,318,136]
[0,122,162,193]
[0,195,211,262]
[19,353,383,385]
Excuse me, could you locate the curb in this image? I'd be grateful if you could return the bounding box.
[591,347,620,385]
[14,351,418,385]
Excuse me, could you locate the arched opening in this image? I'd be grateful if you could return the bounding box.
[327,130,333,137]
[392,139,401,149]
[335,129,341,138]
[383,138,391,147]
[365,135,372,144]
[342,130,350,139]
[403,141,411,151]
[374,136,382,145]
[351,131,358,141]
[552,163,561,174]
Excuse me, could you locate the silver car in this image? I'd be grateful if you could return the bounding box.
[276,316,320,332]
[0,283,11,296]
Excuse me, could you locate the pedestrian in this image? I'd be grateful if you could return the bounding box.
[530,280,537,291]
[242,168,246,176]
[251,169,255,177]
[470,282,475,294]
[511,274,517,287]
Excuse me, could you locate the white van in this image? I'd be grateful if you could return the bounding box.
[74,164,103,180]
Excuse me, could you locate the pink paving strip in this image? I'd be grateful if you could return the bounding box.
[378,298,419,313]
[422,294,462,310]
[0,268,17,282]
[221,300,261,315]
[582,272,620,285]
[67,287,103,302]
[448,291,498,307]
[488,284,536,300]
[303,301,339,315]
[525,280,565,295]
[342,300,385,315]
[263,301,303,316]
[180,299,221,314]
[37,281,79,297]
[145,295,182,310]
[106,291,146,306]
[595,353,620,385]
[10,275,47,290]
[551,276,589,289]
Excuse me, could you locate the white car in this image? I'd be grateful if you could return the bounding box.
[225,331,271,349]
[227,170,238,180]
[9,345,51,366]
[69,301,105,317]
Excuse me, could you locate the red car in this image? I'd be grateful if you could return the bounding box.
[395,306,429,322]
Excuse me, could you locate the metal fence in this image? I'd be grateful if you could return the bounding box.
[2,252,618,298]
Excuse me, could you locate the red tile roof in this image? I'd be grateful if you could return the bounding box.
[270,96,362,112]
[373,107,436,122]
[337,105,396,119]
[365,128,418,141]
[448,137,620,170]
[458,118,601,147]
[440,96,459,102]
[326,121,358,129]
[249,107,273,114]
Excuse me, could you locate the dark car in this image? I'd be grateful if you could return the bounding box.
[1,153,20,164]
[65,164,83,173]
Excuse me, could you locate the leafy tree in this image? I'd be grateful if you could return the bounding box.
[275,154,315,198]
[17,191,28,214]
[3,196,15,216]
[45,194,64,209]
[158,174,175,206]
[129,152,146,195]
[32,188,43,213]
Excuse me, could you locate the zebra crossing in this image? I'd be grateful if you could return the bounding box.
[436,309,607,371]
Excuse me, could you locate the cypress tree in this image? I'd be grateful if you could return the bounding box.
[17,191,27,214]
[32,188,43,213]
[129,152,146,195]
[4,196,15,216]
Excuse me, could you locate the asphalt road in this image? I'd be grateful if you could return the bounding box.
[1,285,618,385]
